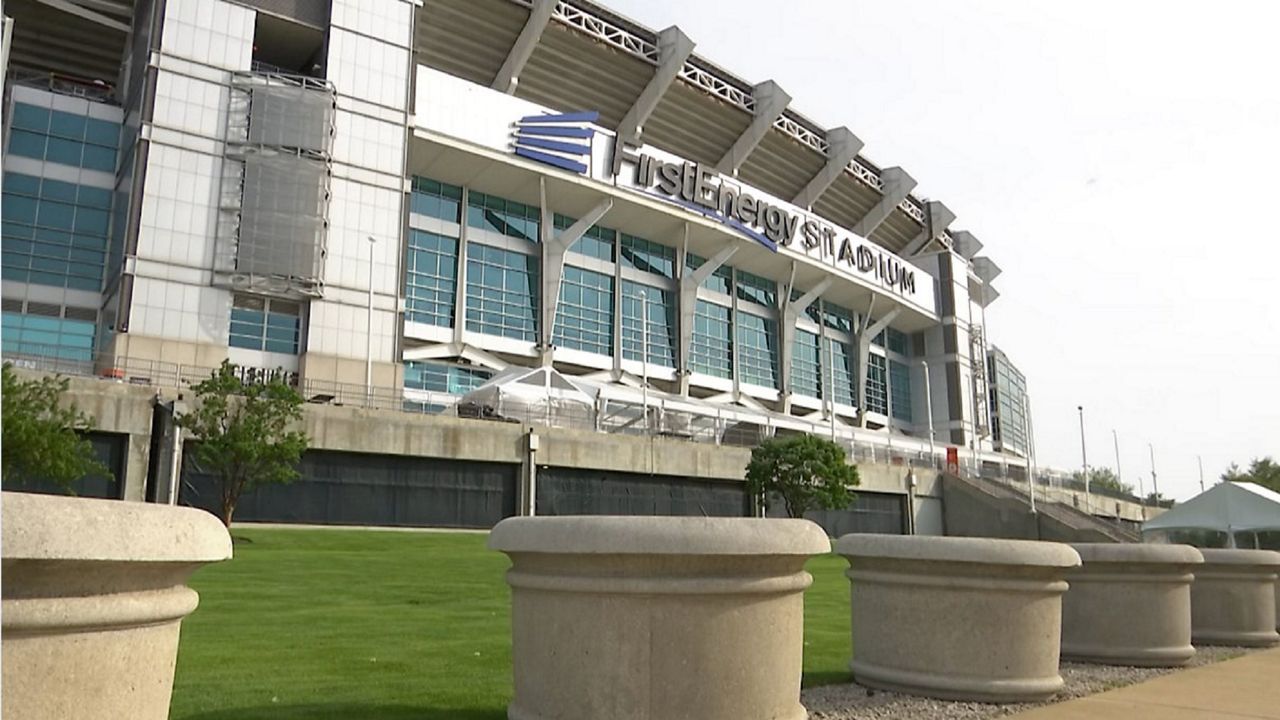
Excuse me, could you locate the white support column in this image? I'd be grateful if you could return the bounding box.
[492,0,556,94]
[792,127,863,209]
[779,277,831,413]
[676,239,738,395]
[611,25,695,174]
[538,184,613,365]
[856,304,901,429]
[851,167,917,238]
[716,80,791,176]
[902,200,956,256]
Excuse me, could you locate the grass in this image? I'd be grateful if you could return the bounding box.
[171,528,852,719]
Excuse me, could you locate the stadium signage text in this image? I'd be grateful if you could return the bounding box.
[633,154,917,296]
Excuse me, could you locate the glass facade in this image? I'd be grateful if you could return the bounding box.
[7,103,120,173]
[887,327,911,355]
[686,252,732,294]
[1,172,111,291]
[465,243,538,341]
[405,229,458,328]
[409,176,462,223]
[467,190,539,243]
[736,311,778,388]
[865,353,888,415]
[735,269,776,308]
[821,300,855,334]
[890,359,912,421]
[553,265,613,355]
[620,281,676,367]
[229,295,301,354]
[825,337,856,406]
[989,350,1029,455]
[1,312,96,361]
[791,329,822,398]
[554,214,615,262]
[404,360,492,394]
[690,300,732,378]
[619,232,675,277]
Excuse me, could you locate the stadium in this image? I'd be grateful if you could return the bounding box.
[0,0,1124,535]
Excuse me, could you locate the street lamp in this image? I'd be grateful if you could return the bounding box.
[1197,455,1205,493]
[366,235,376,404]
[1148,443,1160,505]
[1112,428,1123,491]
[920,360,935,466]
[1078,405,1089,513]
[1022,392,1035,513]
[638,290,649,433]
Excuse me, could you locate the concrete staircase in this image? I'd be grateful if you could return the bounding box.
[941,472,1140,543]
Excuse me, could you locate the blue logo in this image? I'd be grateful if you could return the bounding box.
[511,111,599,175]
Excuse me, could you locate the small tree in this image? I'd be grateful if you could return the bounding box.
[746,434,859,518]
[1,363,111,490]
[1223,457,1280,494]
[178,360,308,526]
[1071,467,1134,495]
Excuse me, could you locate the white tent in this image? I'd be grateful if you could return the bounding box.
[448,366,598,429]
[1142,482,1280,547]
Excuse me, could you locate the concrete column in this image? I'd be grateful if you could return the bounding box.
[901,200,956,256]
[792,127,863,209]
[537,182,612,365]
[492,0,556,93]
[851,167,916,238]
[716,81,791,176]
[611,26,695,174]
[1190,549,1280,647]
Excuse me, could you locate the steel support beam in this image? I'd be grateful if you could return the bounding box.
[611,25,694,174]
[538,182,612,364]
[676,237,738,395]
[792,127,863,209]
[492,0,556,94]
[902,200,956,256]
[716,80,791,176]
[32,0,130,32]
[851,167,917,238]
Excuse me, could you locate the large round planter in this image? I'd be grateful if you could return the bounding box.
[835,533,1081,703]
[1061,543,1203,666]
[1190,548,1280,647]
[2,492,232,720]
[489,516,830,720]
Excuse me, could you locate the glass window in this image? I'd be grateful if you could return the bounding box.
[690,299,732,378]
[467,190,539,243]
[554,214,615,262]
[11,103,50,132]
[619,233,675,278]
[620,281,676,367]
[821,300,855,334]
[409,176,463,223]
[48,111,87,140]
[2,174,112,291]
[865,353,888,415]
[554,265,613,356]
[404,361,492,394]
[229,295,300,354]
[889,359,912,421]
[735,269,777,308]
[886,328,910,356]
[736,311,778,389]
[404,230,458,328]
[825,338,856,406]
[791,329,822,398]
[1,311,96,362]
[8,130,47,160]
[85,118,121,146]
[465,243,538,341]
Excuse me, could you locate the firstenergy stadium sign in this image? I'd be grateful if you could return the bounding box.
[630,153,918,298]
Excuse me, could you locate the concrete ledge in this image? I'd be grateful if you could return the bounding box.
[2,492,232,720]
[835,533,1081,703]
[490,516,830,720]
[1191,548,1280,648]
[1062,543,1203,666]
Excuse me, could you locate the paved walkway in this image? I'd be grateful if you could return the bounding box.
[1008,647,1280,719]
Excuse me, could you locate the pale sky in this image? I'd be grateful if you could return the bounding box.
[606,0,1280,500]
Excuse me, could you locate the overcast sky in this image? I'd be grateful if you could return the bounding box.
[606,0,1280,500]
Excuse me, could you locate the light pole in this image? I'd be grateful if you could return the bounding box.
[921,360,935,466]
[1148,443,1160,505]
[1022,392,1035,513]
[1112,429,1123,490]
[366,235,376,404]
[639,290,649,433]
[1078,405,1089,513]
[1197,455,1205,493]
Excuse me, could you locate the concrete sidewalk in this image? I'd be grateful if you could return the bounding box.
[1008,647,1280,719]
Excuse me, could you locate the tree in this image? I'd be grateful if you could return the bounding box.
[178,360,308,526]
[745,434,859,518]
[1071,466,1135,495]
[1,363,111,490]
[1222,457,1280,494]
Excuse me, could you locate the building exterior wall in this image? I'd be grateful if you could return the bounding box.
[989,346,1029,457]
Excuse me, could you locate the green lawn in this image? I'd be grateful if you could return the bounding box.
[171,528,852,719]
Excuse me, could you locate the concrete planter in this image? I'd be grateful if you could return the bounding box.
[2,492,232,719]
[835,533,1080,703]
[1061,543,1203,666]
[489,516,830,720]
[1190,548,1280,647]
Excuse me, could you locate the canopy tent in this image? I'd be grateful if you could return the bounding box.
[1142,482,1280,547]
[449,366,599,429]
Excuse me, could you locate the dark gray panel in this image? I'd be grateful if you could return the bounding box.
[4,432,126,500]
[766,490,905,536]
[235,0,330,28]
[237,153,327,282]
[247,83,334,152]
[537,466,748,518]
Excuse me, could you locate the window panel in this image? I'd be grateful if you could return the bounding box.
[404,230,458,328]
[866,353,888,416]
[619,233,675,278]
[228,295,300,353]
[690,300,732,378]
[465,243,538,341]
[620,281,676,367]
[735,311,779,388]
[467,190,539,243]
[409,176,462,223]
[687,252,732,294]
[735,269,777,308]
[825,338,856,406]
[791,329,822,398]
[404,360,492,394]
[554,265,613,356]
[11,104,50,132]
[1,312,96,362]
[890,359,912,421]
